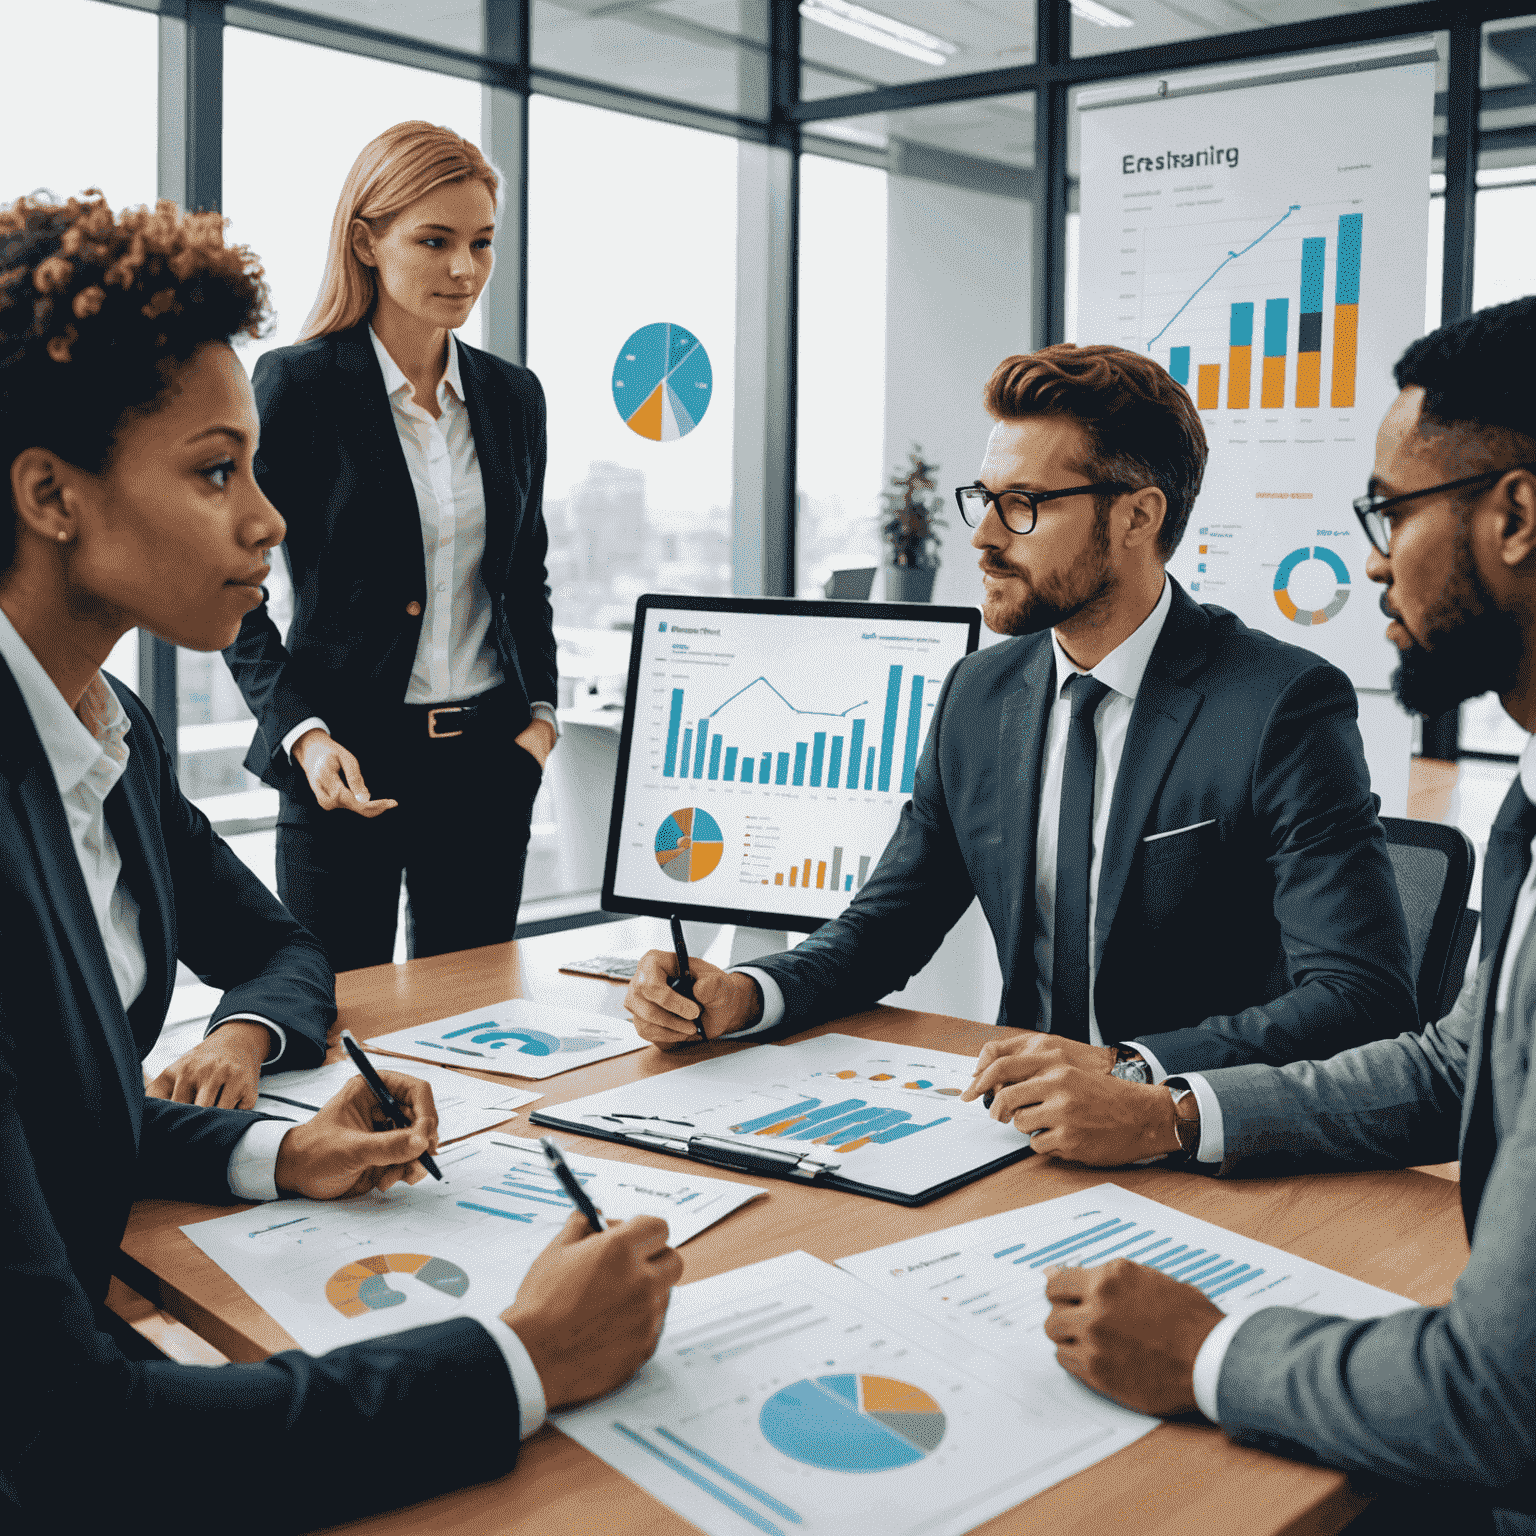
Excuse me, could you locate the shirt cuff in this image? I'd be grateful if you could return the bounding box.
[1127,1040,1169,1084]
[281,716,329,761]
[207,1014,288,1068]
[1171,1073,1226,1163]
[1191,1309,1248,1422]
[529,701,559,738]
[474,1317,548,1438]
[727,967,786,1036]
[226,1118,294,1202]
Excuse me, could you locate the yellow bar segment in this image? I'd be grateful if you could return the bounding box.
[1260,354,1287,409]
[1197,364,1221,410]
[1296,351,1321,409]
[1226,345,1251,408]
[1330,303,1358,407]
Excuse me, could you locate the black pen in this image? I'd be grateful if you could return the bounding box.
[539,1136,607,1233]
[338,1029,442,1181]
[669,914,707,1043]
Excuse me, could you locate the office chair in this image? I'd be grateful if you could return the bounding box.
[1381,816,1477,1025]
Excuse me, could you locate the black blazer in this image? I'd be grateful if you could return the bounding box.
[750,583,1419,1074]
[0,663,519,1532]
[224,322,559,798]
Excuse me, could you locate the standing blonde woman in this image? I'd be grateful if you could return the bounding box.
[222,120,559,980]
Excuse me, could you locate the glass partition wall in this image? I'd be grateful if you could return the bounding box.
[14,0,1528,934]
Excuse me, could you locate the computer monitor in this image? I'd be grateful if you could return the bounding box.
[602,594,981,933]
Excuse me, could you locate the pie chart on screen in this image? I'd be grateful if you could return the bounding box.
[612,322,712,441]
[655,807,724,882]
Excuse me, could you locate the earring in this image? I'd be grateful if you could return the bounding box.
[57,529,68,542]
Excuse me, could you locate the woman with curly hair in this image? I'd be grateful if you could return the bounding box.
[0,190,677,1534]
[221,120,559,981]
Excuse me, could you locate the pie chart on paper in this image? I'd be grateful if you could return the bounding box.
[612,322,712,441]
[759,1374,948,1471]
[655,807,724,882]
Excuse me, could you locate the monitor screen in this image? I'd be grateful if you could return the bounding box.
[603,595,981,932]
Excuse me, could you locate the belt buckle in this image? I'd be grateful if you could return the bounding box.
[427,705,465,739]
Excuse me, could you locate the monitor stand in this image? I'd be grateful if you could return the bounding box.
[704,925,790,969]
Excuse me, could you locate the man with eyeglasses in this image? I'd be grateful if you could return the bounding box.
[1029,298,1536,1535]
[625,341,1415,1167]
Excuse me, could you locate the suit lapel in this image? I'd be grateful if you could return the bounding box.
[457,341,518,586]
[1093,591,1207,962]
[0,661,143,1143]
[997,639,1055,1022]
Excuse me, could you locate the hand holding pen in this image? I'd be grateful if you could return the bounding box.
[668,915,708,1044]
[340,1029,441,1179]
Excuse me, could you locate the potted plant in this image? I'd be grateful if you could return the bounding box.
[880,444,946,603]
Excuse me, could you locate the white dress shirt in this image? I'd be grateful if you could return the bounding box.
[1189,728,1536,1423]
[736,577,1177,1057]
[0,609,546,1433]
[280,327,556,760]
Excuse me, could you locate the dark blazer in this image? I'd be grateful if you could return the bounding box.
[0,662,519,1532]
[750,582,1418,1073]
[224,322,558,799]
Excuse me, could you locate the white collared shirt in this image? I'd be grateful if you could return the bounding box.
[279,327,556,761]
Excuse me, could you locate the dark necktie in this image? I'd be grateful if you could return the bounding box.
[1052,674,1111,1043]
[1461,778,1536,1238]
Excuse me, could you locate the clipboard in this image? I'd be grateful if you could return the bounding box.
[528,1034,1035,1207]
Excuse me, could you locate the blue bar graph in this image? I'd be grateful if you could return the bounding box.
[680,728,692,776]
[663,689,684,776]
[708,735,722,780]
[828,736,844,789]
[864,748,875,790]
[792,742,807,786]
[741,755,754,783]
[845,875,852,889]
[761,752,771,782]
[848,720,865,787]
[810,732,826,787]
[693,719,711,778]
[900,675,924,792]
[1169,345,1191,385]
[878,665,902,792]
[775,753,789,785]
[724,746,738,781]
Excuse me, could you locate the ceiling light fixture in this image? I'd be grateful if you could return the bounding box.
[1071,0,1135,28]
[800,1,959,67]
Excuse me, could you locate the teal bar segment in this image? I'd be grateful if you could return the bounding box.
[740,754,753,783]
[692,718,711,777]
[864,747,875,789]
[760,752,771,782]
[1336,213,1362,304]
[899,675,925,792]
[1169,346,1191,385]
[679,728,692,776]
[1229,302,1253,347]
[878,665,902,791]
[792,742,808,786]
[1263,298,1289,357]
[775,752,790,785]
[827,735,844,788]
[663,688,684,776]
[809,732,826,787]
[708,735,722,780]
[1299,237,1325,313]
[848,719,865,786]
[723,746,738,780]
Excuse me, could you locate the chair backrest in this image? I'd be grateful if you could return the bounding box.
[1381,815,1476,1024]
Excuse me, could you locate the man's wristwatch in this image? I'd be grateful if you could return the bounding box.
[1109,1044,1153,1085]
[1168,1083,1201,1159]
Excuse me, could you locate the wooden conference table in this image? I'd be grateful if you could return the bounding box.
[120,917,1470,1536]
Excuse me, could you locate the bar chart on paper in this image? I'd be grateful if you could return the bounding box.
[1075,54,1433,689]
[611,604,974,923]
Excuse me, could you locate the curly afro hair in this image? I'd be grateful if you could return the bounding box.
[0,190,270,571]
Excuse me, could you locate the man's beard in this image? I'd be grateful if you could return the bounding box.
[982,507,1117,637]
[1390,524,1522,716]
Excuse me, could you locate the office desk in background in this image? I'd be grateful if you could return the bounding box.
[120,918,1470,1536]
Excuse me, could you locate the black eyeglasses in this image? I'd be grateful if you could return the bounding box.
[954,480,1131,536]
[1353,463,1536,555]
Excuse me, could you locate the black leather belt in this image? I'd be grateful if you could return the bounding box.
[409,689,509,740]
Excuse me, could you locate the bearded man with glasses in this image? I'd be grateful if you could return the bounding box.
[624,342,1416,1170]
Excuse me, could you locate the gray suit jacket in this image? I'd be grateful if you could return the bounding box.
[1197,778,1536,1531]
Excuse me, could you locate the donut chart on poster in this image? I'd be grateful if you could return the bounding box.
[655,807,725,882]
[612,322,712,441]
[325,1254,469,1317]
[1273,544,1350,625]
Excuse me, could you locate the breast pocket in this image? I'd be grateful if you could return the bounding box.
[1139,818,1223,926]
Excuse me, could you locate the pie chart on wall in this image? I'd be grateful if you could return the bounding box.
[612,322,712,441]
[655,807,725,882]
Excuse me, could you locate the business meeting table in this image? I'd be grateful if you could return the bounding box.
[120,917,1469,1536]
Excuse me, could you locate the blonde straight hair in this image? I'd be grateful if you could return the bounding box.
[299,120,501,341]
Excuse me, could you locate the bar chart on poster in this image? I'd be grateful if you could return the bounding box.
[609,600,976,925]
[1076,46,1435,688]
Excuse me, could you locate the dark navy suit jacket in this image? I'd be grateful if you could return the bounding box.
[223,322,558,799]
[0,660,519,1532]
[750,583,1418,1073]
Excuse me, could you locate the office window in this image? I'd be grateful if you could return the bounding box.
[1070,0,1409,61]
[260,1,497,54]
[526,93,738,903]
[799,95,1033,611]
[797,153,888,599]
[1474,16,1536,312]
[534,1,769,117]
[801,3,1033,103]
